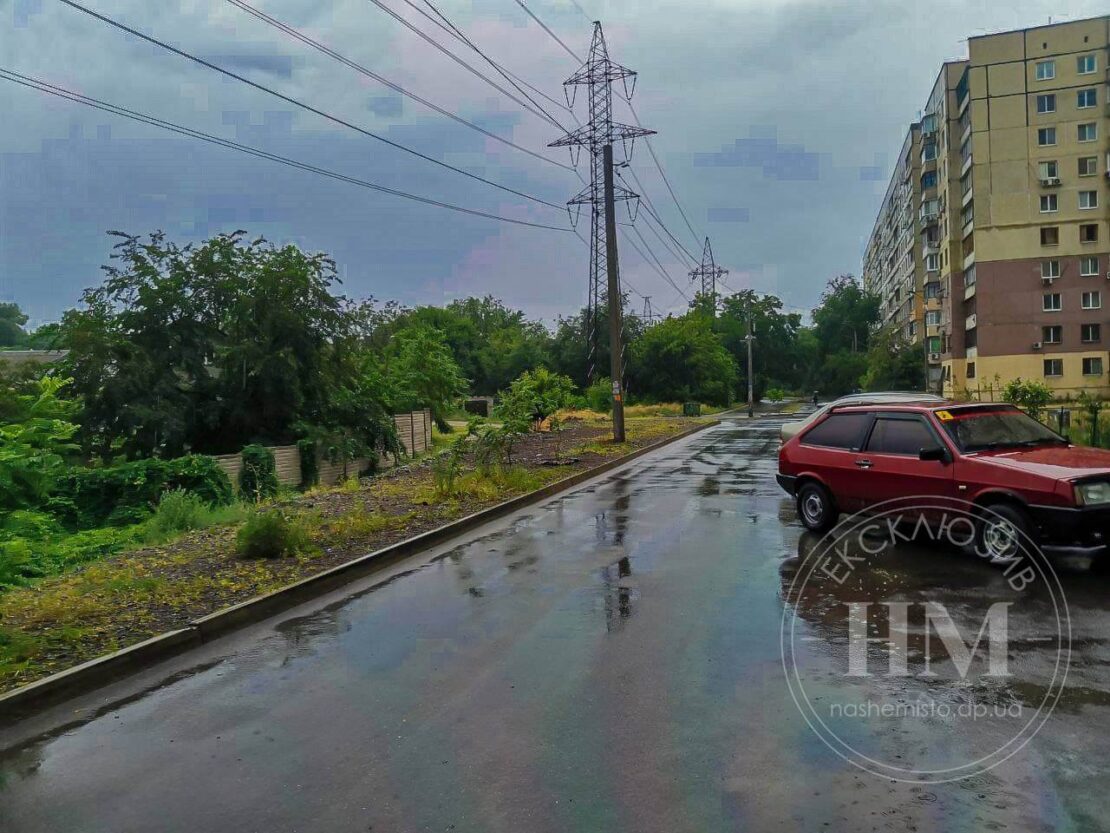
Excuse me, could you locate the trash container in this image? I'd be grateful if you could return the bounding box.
[682,402,701,417]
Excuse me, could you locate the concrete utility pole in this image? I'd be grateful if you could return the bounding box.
[603,143,625,441]
[746,304,755,418]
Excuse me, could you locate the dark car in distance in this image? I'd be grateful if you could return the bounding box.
[777,401,1110,564]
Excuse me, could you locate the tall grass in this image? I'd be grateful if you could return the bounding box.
[144,490,246,544]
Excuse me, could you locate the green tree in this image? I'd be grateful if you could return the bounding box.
[59,230,371,458]
[812,275,879,356]
[0,303,29,347]
[0,376,79,510]
[390,325,468,431]
[714,291,806,402]
[630,314,736,406]
[861,327,926,391]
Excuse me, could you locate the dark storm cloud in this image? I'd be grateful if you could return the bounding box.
[2,0,1107,324]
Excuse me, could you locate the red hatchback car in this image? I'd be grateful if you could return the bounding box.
[777,401,1110,563]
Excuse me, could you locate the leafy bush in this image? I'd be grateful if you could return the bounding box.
[297,438,319,489]
[53,454,234,530]
[239,444,279,502]
[765,387,786,403]
[235,511,308,560]
[586,377,613,413]
[1003,378,1053,418]
[147,489,208,539]
[431,446,463,497]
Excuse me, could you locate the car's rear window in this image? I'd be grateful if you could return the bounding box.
[800,412,871,450]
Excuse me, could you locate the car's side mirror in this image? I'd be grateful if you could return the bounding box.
[919,446,950,463]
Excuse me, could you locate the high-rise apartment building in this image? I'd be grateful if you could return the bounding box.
[865,16,1108,398]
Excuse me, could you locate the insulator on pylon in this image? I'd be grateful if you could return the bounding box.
[626,196,641,223]
[622,73,637,101]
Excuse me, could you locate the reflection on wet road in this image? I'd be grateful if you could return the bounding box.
[2,418,1109,832]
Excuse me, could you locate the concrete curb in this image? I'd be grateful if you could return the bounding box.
[0,419,720,718]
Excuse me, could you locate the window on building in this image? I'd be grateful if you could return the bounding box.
[1041,260,1060,279]
[1040,194,1058,213]
[1041,227,1059,246]
[1077,89,1097,109]
[1082,290,1101,310]
[925,310,941,325]
[921,171,937,189]
[1083,357,1104,376]
[1078,123,1097,142]
[1043,293,1062,312]
[1038,160,1058,179]
[1081,224,1099,244]
[965,327,978,349]
[1044,358,1063,377]
[924,282,941,299]
[1082,323,1101,343]
[1080,191,1098,210]
[1036,60,1055,80]
[966,362,976,379]
[1036,93,1056,113]
[1037,127,1056,146]
[1043,325,1063,344]
[1079,156,1098,177]
[964,264,977,286]
[922,142,937,162]
[1081,256,1100,277]
[1077,54,1097,74]
[924,253,939,272]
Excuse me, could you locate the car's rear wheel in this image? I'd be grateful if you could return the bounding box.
[796,482,838,533]
[975,504,1031,563]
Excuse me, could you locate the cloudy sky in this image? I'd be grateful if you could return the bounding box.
[0,0,1105,327]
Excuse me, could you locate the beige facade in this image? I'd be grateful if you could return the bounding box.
[866,16,1109,400]
[862,126,925,349]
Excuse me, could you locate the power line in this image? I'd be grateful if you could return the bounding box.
[512,0,582,62]
[57,0,565,211]
[627,225,690,302]
[515,0,704,255]
[0,67,572,232]
[224,0,572,171]
[363,0,557,127]
[409,0,573,123]
[629,102,702,250]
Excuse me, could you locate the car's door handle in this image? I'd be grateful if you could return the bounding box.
[854,458,873,469]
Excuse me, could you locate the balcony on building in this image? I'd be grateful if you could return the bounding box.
[964,313,977,331]
[920,200,940,226]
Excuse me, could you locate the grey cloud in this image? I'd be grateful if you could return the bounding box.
[693,130,820,181]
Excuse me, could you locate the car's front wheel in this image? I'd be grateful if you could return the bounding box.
[974,504,1031,563]
[796,481,838,533]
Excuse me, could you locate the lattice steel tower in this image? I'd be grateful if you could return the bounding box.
[690,237,728,312]
[549,22,654,380]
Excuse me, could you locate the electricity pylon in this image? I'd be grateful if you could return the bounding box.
[689,237,728,314]
[549,21,654,409]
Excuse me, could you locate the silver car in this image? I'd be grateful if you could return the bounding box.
[779,391,946,443]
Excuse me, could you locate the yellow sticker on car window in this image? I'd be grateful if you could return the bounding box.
[935,410,953,421]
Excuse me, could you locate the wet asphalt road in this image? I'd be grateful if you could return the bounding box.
[2,416,1110,832]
